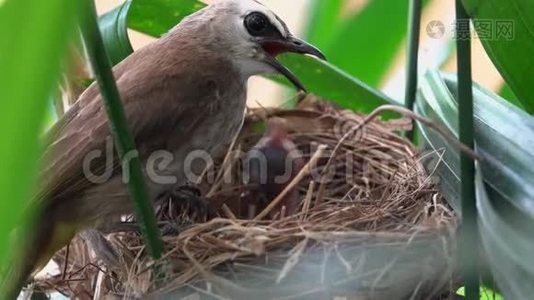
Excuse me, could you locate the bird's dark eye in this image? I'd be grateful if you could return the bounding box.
[245,12,269,36]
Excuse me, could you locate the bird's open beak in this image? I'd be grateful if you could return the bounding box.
[258,36,326,92]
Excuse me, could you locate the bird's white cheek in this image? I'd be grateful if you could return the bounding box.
[237,57,276,79]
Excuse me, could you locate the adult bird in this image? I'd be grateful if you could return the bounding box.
[2,0,325,297]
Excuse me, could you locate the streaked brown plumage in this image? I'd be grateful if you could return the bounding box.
[2,0,325,297]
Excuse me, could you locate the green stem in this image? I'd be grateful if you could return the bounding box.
[80,0,163,259]
[456,1,479,299]
[405,0,422,140]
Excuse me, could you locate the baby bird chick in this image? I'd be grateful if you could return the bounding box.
[245,118,304,218]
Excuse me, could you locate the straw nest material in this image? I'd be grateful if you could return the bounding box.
[36,95,459,300]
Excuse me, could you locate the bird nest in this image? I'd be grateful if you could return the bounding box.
[36,96,459,299]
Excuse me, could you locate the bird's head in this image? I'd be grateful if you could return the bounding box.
[264,117,289,146]
[189,0,326,91]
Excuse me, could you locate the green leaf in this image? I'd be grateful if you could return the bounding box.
[99,0,134,65]
[83,0,164,259]
[416,70,534,216]
[0,0,80,286]
[99,0,206,64]
[444,73,534,217]
[417,70,534,299]
[127,0,206,37]
[98,0,205,65]
[278,54,397,113]
[476,170,534,300]
[456,286,503,300]
[324,0,410,87]
[305,0,343,47]
[498,82,523,110]
[461,0,534,114]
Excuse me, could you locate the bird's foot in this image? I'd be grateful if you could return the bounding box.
[158,184,218,223]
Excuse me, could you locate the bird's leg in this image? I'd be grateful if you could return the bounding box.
[80,229,121,270]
